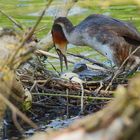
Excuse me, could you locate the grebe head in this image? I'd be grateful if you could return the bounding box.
[53,17,73,30]
[51,17,73,71]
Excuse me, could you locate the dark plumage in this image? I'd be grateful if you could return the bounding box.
[52,14,140,72]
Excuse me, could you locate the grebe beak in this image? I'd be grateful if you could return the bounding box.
[55,44,68,72]
[51,23,68,72]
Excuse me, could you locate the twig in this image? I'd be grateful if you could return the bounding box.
[34,25,48,33]
[0,9,23,30]
[36,49,75,64]
[12,112,24,133]
[66,89,69,118]
[32,93,112,100]
[37,82,114,95]
[94,81,103,95]
[7,0,53,69]
[0,93,38,129]
[68,52,111,70]
[36,49,111,71]
[105,46,140,91]
[46,59,60,75]
[50,77,113,95]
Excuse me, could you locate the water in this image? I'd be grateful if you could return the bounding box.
[0,0,140,71]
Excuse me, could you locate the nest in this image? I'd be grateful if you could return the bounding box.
[16,54,128,123]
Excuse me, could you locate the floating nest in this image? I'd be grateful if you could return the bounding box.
[17,53,128,123]
[0,27,131,139]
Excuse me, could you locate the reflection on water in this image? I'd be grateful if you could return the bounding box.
[17,3,32,7]
[28,6,88,17]
[0,0,140,70]
[0,2,140,84]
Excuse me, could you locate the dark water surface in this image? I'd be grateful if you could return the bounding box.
[0,0,140,68]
